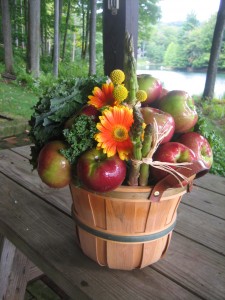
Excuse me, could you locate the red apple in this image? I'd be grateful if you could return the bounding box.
[140,107,175,144]
[158,90,198,133]
[77,148,126,192]
[177,132,213,169]
[137,74,163,105]
[79,104,100,121]
[151,142,196,181]
[160,88,168,98]
[37,140,72,188]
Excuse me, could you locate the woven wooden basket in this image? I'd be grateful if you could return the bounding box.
[70,161,207,270]
[70,180,192,270]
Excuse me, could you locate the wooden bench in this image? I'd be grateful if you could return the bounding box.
[0,146,225,299]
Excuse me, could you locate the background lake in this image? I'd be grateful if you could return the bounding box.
[137,69,225,98]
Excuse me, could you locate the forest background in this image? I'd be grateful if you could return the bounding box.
[1,0,225,84]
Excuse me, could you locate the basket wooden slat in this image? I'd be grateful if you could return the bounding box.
[70,184,187,270]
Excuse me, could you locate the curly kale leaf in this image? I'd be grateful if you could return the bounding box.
[29,75,107,168]
[60,115,98,164]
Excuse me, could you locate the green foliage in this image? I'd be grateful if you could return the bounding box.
[195,111,225,177]
[61,115,98,164]
[163,42,179,67]
[195,96,225,120]
[29,75,107,168]
[138,0,161,42]
[141,13,224,71]
[140,25,179,64]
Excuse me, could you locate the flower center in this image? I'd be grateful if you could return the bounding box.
[113,125,128,142]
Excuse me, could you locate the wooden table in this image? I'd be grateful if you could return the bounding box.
[0,145,225,300]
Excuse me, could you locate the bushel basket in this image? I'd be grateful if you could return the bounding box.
[70,161,207,270]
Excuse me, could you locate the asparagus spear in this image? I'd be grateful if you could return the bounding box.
[123,32,139,106]
[128,106,145,186]
[139,124,153,186]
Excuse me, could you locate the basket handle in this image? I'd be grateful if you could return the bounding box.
[148,160,209,202]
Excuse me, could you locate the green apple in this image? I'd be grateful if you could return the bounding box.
[137,74,163,105]
[158,90,198,133]
[37,140,72,188]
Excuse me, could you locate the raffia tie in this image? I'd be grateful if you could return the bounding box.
[132,118,192,187]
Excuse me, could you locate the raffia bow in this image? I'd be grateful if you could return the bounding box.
[132,118,192,187]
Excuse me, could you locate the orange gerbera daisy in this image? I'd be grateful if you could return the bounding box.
[95,106,134,160]
[88,82,116,109]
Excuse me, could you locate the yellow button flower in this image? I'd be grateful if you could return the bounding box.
[110,69,125,84]
[136,90,148,102]
[113,85,128,103]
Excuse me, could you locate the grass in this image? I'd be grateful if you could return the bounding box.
[0,81,38,119]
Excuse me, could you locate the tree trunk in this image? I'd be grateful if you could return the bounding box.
[41,0,48,56]
[71,14,76,62]
[81,1,85,59]
[59,0,63,57]
[53,0,59,77]
[81,0,90,60]
[89,0,96,75]
[62,0,71,61]
[84,3,90,59]
[203,0,225,99]
[1,0,14,75]
[20,0,25,49]
[24,0,28,42]
[13,0,18,47]
[27,0,40,78]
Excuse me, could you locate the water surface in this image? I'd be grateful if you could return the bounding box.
[137,69,225,98]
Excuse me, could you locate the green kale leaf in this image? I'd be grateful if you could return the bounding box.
[60,115,98,164]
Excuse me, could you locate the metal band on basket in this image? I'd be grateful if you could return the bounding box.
[73,212,176,243]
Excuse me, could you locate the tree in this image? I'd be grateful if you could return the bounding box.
[27,0,40,78]
[53,0,60,77]
[62,0,71,61]
[176,13,200,68]
[163,42,179,67]
[144,25,179,65]
[89,0,96,75]
[203,0,225,99]
[81,0,90,59]
[138,0,161,42]
[1,0,14,75]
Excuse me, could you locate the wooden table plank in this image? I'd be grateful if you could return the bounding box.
[11,145,32,158]
[176,203,225,255]
[182,186,225,219]
[0,173,203,300]
[154,233,225,300]
[0,148,72,214]
[194,173,225,196]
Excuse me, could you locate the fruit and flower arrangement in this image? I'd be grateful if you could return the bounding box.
[29,34,213,192]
